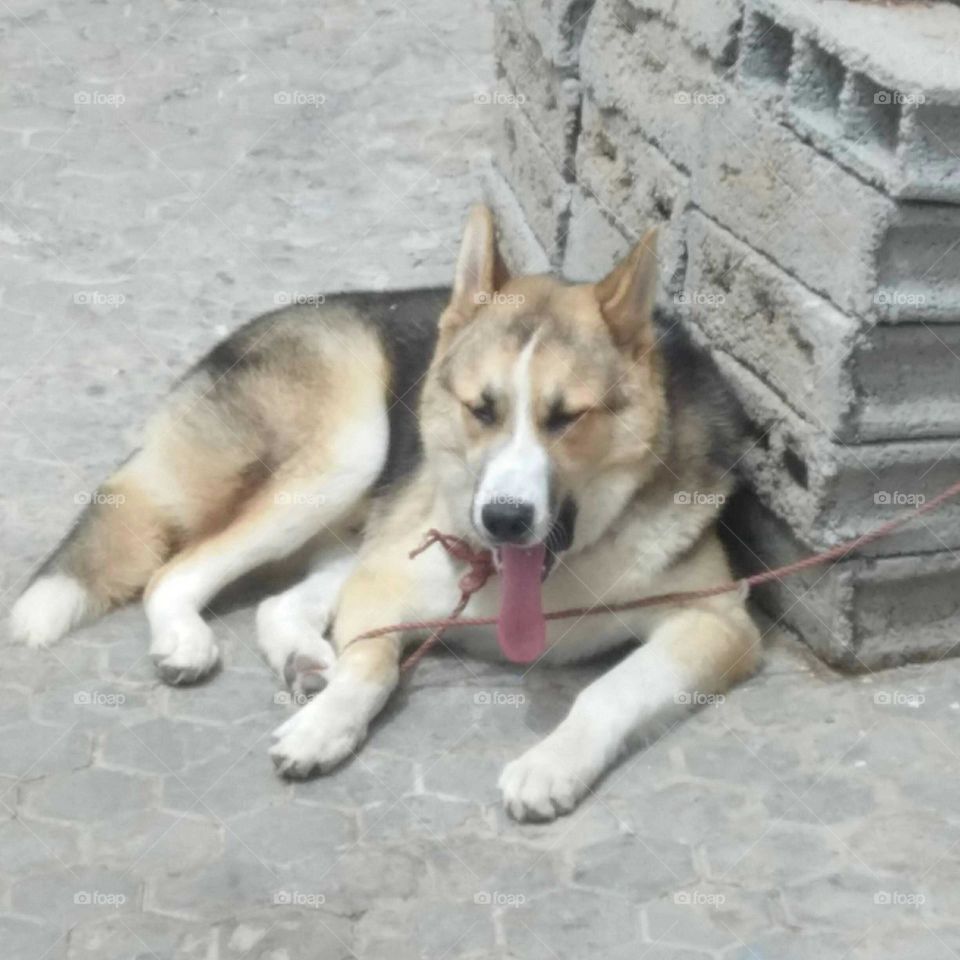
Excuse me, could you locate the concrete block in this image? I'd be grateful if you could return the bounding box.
[683,212,960,442]
[575,95,691,226]
[477,155,552,275]
[692,332,960,555]
[723,493,960,671]
[493,98,572,265]
[511,0,596,69]
[739,0,960,201]
[566,96,690,297]
[625,0,743,65]
[684,212,858,438]
[693,99,960,321]
[580,1,730,174]
[562,188,632,285]
[494,0,582,176]
[853,322,960,441]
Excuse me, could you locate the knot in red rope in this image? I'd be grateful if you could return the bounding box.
[409,529,496,600]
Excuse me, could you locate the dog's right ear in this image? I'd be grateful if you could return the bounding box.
[438,205,508,347]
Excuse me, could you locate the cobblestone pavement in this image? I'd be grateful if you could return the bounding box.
[3,1,960,958]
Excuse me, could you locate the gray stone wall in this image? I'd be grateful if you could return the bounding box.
[482,0,960,670]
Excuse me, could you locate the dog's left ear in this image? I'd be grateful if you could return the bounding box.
[439,205,509,346]
[595,228,658,355]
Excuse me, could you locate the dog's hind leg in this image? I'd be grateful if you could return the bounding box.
[256,540,360,695]
[145,405,388,685]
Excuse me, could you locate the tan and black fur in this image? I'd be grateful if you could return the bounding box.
[11,206,760,820]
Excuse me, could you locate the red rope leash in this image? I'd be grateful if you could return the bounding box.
[351,477,960,673]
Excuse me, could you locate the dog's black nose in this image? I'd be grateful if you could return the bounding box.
[481,500,534,543]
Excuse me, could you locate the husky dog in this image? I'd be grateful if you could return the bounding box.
[11,206,760,821]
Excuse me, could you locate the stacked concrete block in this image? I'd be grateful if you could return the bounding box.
[684,213,960,443]
[723,494,960,671]
[483,0,592,268]
[487,0,960,667]
[693,97,960,323]
[740,0,960,202]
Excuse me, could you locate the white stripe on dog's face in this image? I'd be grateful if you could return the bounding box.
[473,336,551,542]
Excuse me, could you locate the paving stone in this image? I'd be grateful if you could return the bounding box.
[0,686,33,728]
[0,816,81,875]
[0,721,93,781]
[727,929,866,960]
[416,834,564,903]
[213,909,356,960]
[360,899,498,957]
[0,917,67,960]
[359,793,487,843]
[31,677,159,730]
[571,832,698,903]
[700,821,846,888]
[283,843,427,912]
[847,811,960,881]
[11,864,141,927]
[612,780,763,848]
[86,810,224,877]
[22,768,157,822]
[643,885,780,953]
[160,727,289,820]
[760,771,876,826]
[163,668,277,726]
[146,853,283,921]
[848,926,960,960]
[293,748,415,810]
[782,869,930,931]
[66,913,213,960]
[99,716,238,776]
[500,889,639,958]
[228,801,355,867]
[680,732,802,784]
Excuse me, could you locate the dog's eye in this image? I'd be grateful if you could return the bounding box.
[464,396,497,426]
[544,406,586,432]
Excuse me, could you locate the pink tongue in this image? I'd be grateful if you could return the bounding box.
[497,544,547,663]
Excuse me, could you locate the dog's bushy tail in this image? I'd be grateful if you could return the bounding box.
[9,457,174,646]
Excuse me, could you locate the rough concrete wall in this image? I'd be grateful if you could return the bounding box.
[484,0,960,669]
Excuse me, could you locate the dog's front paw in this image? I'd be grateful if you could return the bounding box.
[499,738,594,822]
[269,692,366,779]
[150,617,219,685]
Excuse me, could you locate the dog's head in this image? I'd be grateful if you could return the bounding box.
[421,205,667,573]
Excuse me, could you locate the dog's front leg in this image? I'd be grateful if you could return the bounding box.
[499,600,761,821]
[267,536,460,778]
[268,559,409,778]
